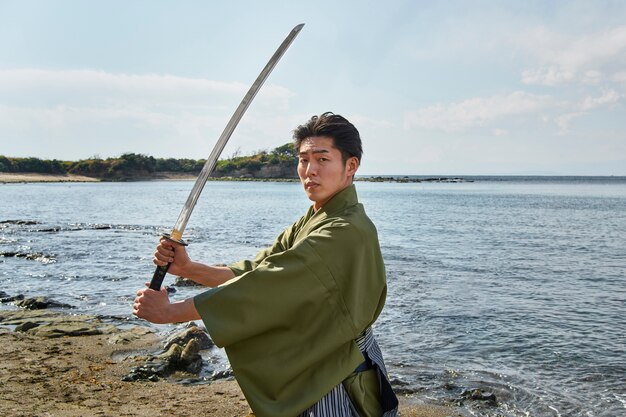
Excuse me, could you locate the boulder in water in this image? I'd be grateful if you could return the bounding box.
[461,389,497,406]
[0,293,24,303]
[122,325,211,382]
[122,338,204,382]
[163,324,213,350]
[14,296,73,310]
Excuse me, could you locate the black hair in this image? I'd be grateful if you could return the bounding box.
[292,112,362,163]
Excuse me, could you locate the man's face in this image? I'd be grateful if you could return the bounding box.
[297,136,358,210]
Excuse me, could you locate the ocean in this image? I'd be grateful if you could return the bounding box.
[1,177,625,416]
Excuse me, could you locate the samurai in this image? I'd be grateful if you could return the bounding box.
[133,112,399,417]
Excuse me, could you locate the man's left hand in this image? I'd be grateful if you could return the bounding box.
[133,284,172,324]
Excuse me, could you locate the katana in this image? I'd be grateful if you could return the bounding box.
[149,23,304,290]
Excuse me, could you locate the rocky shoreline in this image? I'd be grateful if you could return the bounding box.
[0,292,466,417]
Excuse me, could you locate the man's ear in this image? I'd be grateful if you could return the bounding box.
[346,156,359,176]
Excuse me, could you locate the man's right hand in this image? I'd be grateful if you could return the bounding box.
[153,236,191,277]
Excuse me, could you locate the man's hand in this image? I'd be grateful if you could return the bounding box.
[153,236,191,277]
[133,284,173,324]
[133,283,202,324]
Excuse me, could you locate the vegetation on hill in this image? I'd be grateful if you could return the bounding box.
[0,143,298,181]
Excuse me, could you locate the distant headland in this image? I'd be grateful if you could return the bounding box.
[0,144,467,184]
[0,143,296,182]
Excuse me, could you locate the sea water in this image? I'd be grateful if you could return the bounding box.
[1,177,625,416]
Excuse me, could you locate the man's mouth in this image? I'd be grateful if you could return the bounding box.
[305,181,319,190]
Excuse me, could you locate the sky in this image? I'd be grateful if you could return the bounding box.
[0,0,625,175]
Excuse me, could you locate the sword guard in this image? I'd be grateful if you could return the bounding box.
[161,233,188,246]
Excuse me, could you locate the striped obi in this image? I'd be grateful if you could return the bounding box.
[297,327,399,417]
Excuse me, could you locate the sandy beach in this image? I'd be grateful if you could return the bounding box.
[0,173,101,183]
[0,172,203,183]
[0,307,464,417]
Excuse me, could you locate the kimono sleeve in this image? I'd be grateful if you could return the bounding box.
[228,222,296,276]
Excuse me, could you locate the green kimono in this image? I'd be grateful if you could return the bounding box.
[194,185,387,417]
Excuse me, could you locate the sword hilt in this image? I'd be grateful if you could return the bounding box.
[145,23,304,293]
[148,232,188,291]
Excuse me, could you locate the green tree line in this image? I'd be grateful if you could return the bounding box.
[0,143,297,180]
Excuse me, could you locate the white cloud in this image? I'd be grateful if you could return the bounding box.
[519,26,626,86]
[0,68,293,105]
[0,68,297,159]
[521,68,576,86]
[613,72,626,83]
[550,90,622,133]
[0,69,292,120]
[404,91,554,132]
[492,128,508,137]
[554,112,585,133]
[404,87,623,135]
[580,89,621,110]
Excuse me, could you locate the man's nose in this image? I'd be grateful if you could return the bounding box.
[306,160,318,176]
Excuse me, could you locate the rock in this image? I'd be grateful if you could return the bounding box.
[0,309,114,338]
[107,326,153,345]
[155,339,202,372]
[461,389,497,406]
[0,309,94,326]
[0,294,24,303]
[173,276,202,287]
[123,337,206,382]
[0,220,39,225]
[122,361,171,382]
[28,322,102,338]
[14,296,73,310]
[180,339,200,362]
[0,252,55,263]
[389,377,410,386]
[163,325,213,350]
[211,369,234,380]
[37,227,61,233]
[389,377,418,394]
[157,342,183,364]
[15,321,40,332]
[180,339,203,374]
[443,382,459,391]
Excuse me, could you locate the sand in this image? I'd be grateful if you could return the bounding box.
[0,172,204,184]
[0,173,100,183]
[0,309,464,417]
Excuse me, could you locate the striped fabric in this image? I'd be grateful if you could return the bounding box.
[296,383,355,417]
[297,328,399,417]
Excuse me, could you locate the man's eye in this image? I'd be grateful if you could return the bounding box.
[299,158,308,163]
[319,158,328,162]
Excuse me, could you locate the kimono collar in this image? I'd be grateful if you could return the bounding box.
[315,184,359,217]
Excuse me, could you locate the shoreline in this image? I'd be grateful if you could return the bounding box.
[0,306,465,417]
[2,172,624,185]
[0,172,470,184]
[0,172,102,183]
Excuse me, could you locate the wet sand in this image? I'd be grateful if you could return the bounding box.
[0,309,463,417]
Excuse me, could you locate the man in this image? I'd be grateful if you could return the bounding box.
[133,112,398,417]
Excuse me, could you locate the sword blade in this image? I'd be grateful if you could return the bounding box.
[149,24,304,290]
[173,23,304,240]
